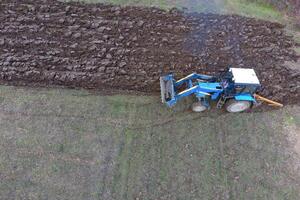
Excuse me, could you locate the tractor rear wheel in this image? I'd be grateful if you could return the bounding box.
[192,102,207,112]
[225,99,251,113]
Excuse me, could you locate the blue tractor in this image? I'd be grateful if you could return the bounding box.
[160,68,261,113]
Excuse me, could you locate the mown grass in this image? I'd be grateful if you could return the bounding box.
[223,0,283,22]
[0,86,299,199]
[295,47,300,55]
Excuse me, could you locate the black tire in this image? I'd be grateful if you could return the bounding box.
[225,99,251,113]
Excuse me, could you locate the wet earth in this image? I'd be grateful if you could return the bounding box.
[0,0,299,104]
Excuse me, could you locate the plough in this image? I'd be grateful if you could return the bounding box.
[160,67,283,112]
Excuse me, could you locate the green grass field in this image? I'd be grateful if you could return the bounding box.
[0,86,299,199]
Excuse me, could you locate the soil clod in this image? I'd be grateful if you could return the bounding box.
[0,0,299,104]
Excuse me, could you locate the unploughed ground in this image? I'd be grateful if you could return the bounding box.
[0,86,300,200]
[0,0,300,104]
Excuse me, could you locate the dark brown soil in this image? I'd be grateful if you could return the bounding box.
[0,0,299,104]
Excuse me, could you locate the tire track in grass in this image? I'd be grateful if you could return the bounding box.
[111,128,134,200]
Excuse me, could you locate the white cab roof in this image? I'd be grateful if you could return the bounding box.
[230,68,260,85]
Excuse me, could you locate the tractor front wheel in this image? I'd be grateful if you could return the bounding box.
[192,102,207,112]
[225,99,251,113]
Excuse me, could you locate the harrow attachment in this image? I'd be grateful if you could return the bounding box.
[160,74,175,104]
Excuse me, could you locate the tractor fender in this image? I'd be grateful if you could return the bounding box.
[234,94,256,102]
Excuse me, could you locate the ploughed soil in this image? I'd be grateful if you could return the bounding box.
[0,0,299,104]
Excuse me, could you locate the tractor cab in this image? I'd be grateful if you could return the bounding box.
[221,68,261,97]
